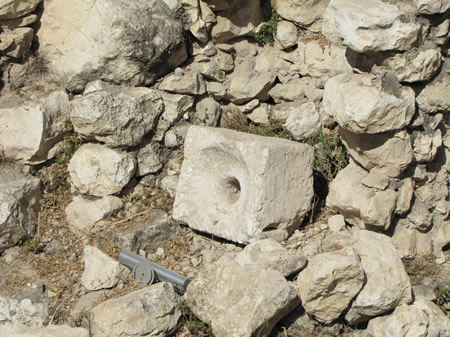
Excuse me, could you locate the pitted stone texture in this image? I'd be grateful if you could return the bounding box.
[70,84,164,148]
[297,247,365,324]
[323,73,415,134]
[173,126,314,244]
[345,230,412,324]
[68,144,136,197]
[37,0,187,92]
[81,246,121,291]
[323,0,420,53]
[0,323,88,337]
[413,0,450,14]
[89,282,181,337]
[272,0,329,32]
[0,0,41,20]
[0,165,40,253]
[184,257,300,337]
[0,91,70,163]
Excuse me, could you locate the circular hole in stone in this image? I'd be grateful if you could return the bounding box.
[222,177,241,205]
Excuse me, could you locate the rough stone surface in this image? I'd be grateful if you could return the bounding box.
[89,283,181,337]
[275,21,298,50]
[37,0,187,92]
[68,144,136,197]
[269,79,308,104]
[323,0,420,53]
[158,71,206,95]
[413,0,450,14]
[0,91,70,163]
[70,84,164,148]
[284,102,321,140]
[0,0,41,20]
[0,323,88,337]
[81,246,121,291]
[184,257,300,337]
[416,77,450,114]
[65,195,123,233]
[323,73,416,134]
[0,165,40,254]
[328,214,347,232]
[345,230,413,324]
[297,247,365,324]
[0,26,34,59]
[413,129,443,163]
[173,126,314,244]
[191,97,221,126]
[272,0,329,32]
[136,141,165,176]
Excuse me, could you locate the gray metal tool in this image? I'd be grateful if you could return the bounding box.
[119,250,190,293]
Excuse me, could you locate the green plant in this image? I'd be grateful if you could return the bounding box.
[255,13,279,45]
[181,305,214,336]
[435,287,449,313]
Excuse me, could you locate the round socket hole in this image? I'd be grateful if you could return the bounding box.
[223,177,241,205]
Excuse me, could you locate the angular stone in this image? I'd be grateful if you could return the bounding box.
[345,230,412,324]
[416,77,450,114]
[327,214,346,232]
[284,102,321,140]
[184,258,299,337]
[160,175,179,198]
[339,128,414,178]
[413,129,442,163]
[0,165,40,253]
[323,0,420,53]
[0,0,41,20]
[89,283,181,337]
[191,96,221,126]
[297,247,365,324]
[37,0,187,92]
[68,144,136,197]
[247,104,270,124]
[0,13,38,28]
[0,323,88,337]
[136,142,165,176]
[70,84,164,148]
[323,73,416,134]
[391,223,416,259]
[158,71,206,95]
[413,0,450,14]
[275,20,298,49]
[0,91,70,163]
[0,26,34,59]
[272,0,329,32]
[396,178,414,215]
[81,246,121,291]
[173,126,314,244]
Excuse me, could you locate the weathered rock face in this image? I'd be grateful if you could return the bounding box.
[275,20,298,50]
[71,83,164,148]
[272,0,329,32]
[0,165,40,253]
[81,246,121,291]
[416,76,450,114]
[89,282,181,337]
[297,247,365,324]
[68,144,136,197]
[0,26,34,59]
[191,96,221,126]
[323,73,416,134]
[0,0,41,20]
[37,0,187,92]
[158,71,207,96]
[0,323,88,337]
[284,102,321,140]
[173,126,314,244]
[0,91,70,163]
[413,0,450,14]
[184,258,300,337]
[345,230,412,324]
[323,0,420,53]
[136,141,165,176]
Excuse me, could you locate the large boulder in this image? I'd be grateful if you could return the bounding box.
[323,0,420,53]
[70,83,164,148]
[0,91,70,163]
[0,165,40,253]
[173,126,314,244]
[0,0,41,20]
[36,0,187,92]
[272,0,329,32]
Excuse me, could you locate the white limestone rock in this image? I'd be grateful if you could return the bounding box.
[284,102,321,140]
[191,96,221,126]
[184,258,300,337]
[81,246,121,291]
[70,84,164,148]
[136,142,165,176]
[0,323,88,337]
[36,0,187,92]
[0,91,70,163]
[416,76,450,114]
[345,230,413,324]
[160,175,179,199]
[0,165,40,253]
[89,282,181,337]
[158,71,206,95]
[247,104,270,125]
[327,214,346,232]
[272,0,329,32]
[65,195,123,233]
[0,0,41,20]
[413,129,442,163]
[173,126,314,244]
[275,20,298,49]
[323,0,420,53]
[323,73,416,134]
[0,26,34,59]
[68,144,136,197]
[297,247,365,324]
[413,0,450,14]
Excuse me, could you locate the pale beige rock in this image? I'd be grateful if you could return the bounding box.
[191,97,221,126]
[275,21,298,49]
[159,71,206,95]
[361,172,389,190]
[391,224,416,259]
[136,142,165,176]
[164,121,191,148]
[173,126,314,244]
[327,214,346,232]
[413,0,450,14]
[407,200,433,231]
[160,175,179,198]
[323,0,420,53]
[65,195,123,232]
[297,247,365,324]
[206,81,227,100]
[272,0,329,32]
[89,283,181,337]
[0,323,88,337]
[345,230,412,324]
[339,128,414,178]
[323,73,415,134]
[247,104,270,124]
[0,0,41,19]
[184,258,300,337]
[81,246,121,291]
[321,231,355,253]
[68,144,136,197]
[0,26,33,59]
[413,129,442,163]
[0,13,38,28]
[268,79,308,104]
[416,77,449,114]
[396,178,414,215]
[0,91,70,163]
[284,102,321,139]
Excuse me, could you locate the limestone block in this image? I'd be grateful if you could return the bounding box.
[70,84,164,148]
[272,0,329,32]
[339,128,413,178]
[297,247,365,323]
[81,246,121,291]
[173,126,314,244]
[0,0,41,20]
[345,230,412,324]
[275,21,298,49]
[206,81,227,100]
[413,129,442,163]
[0,26,33,59]
[284,102,321,139]
[136,142,165,176]
[36,0,187,92]
[184,258,300,337]
[89,283,181,337]
[0,165,40,253]
[158,71,206,95]
[0,91,70,163]
[160,175,179,198]
[68,144,136,197]
[413,0,450,14]
[391,223,416,259]
[268,79,308,104]
[191,97,221,126]
[0,323,88,337]
[323,0,420,53]
[247,104,270,124]
[396,178,414,215]
[416,77,449,114]
[323,73,415,134]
